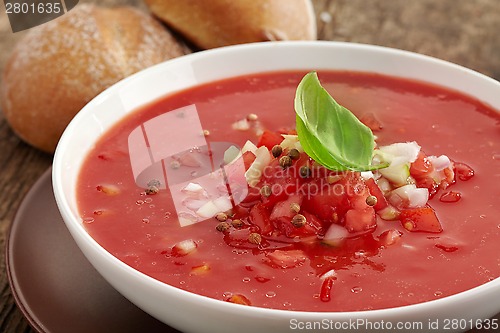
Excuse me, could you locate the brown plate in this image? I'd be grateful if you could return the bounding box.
[6,168,179,333]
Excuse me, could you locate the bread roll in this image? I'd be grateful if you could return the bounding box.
[0,4,184,153]
[144,0,317,49]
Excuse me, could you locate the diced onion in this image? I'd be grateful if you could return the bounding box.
[196,200,220,218]
[173,239,197,256]
[322,224,349,247]
[280,134,304,153]
[213,196,232,212]
[428,155,451,171]
[377,205,400,221]
[377,141,421,166]
[223,145,241,164]
[361,171,374,180]
[245,146,271,187]
[241,140,258,154]
[389,184,429,208]
[320,269,337,280]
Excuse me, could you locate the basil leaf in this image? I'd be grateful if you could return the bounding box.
[295,72,387,171]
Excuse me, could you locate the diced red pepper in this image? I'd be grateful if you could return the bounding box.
[257,130,284,150]
[400,206,442,233]
[226,294,251,305]
[320,277,334,302]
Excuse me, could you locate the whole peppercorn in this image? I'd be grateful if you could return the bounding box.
[231,219,244,228]
[365,195,378,207]
[145,185,159,195]
[290,202,301,213]
[260,185,272,197]
[248,233,262,245]
[216,212,228,222]
[216,222,231,232]
[291,214,307,228]
[279,155,293,169]
[271,145,283,158]
[288,148,300,160]
[299,166,311,178]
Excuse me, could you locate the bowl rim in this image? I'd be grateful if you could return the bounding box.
[53,40,500,319]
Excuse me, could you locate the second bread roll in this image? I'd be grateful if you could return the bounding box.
[1,4,185,153]
[144,0,317,49]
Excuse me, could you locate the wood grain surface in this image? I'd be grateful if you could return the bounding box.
[0,0,499,332]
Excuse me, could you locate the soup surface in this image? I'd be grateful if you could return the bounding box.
[77,71,500,311]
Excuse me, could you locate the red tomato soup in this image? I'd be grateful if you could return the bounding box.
[77,71,500,311]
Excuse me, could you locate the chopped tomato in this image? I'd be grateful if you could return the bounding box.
[302,180,349,222]
[270,195,303,221]
[378,229,403,246]
[344,207,376,233]
[400,207,442,233]
[454,162,474,181]
[249,203,273,235]
[265,249,307,269]
[241,151,256,169]
[364,178,388,211]
[257,130,284,150]
[410,151,433,177]
[225,294,251,305]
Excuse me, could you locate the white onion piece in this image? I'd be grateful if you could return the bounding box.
[376,177,392,193]
[428,155,451,171]
[323,224,349,247]
[361,171,374,180]
[389,184,429,208]
[377,205,400,221]
[242,140,258,154]
[245,146,271,187]
[320,269,337,280]
[213,196,232,212]
[173,239,197,256]
[376,141,421,166]
[196,201,220,218]
[223,145,241,164]
[280,134,304,153]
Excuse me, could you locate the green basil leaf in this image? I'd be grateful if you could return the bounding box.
[295,72,387,171]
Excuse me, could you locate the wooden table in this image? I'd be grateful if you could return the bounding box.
[0,0,499,331]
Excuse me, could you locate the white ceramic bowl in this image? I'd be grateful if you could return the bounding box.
[53,41,500,333]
